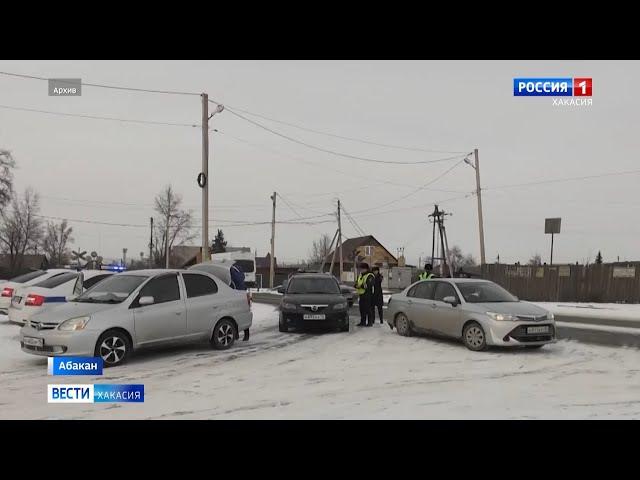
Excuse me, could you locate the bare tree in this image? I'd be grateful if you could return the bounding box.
[0,188,44,274]
[42,220,74,267]
[0,149,16,208]
[528,253,542,266]
[308,233,333,265]
[449,245,477,270]
[152,185,195,267]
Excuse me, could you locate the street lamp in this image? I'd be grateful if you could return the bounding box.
[464,149,486,266]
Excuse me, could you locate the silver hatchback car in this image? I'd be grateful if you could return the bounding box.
[387,278,555,351]
[19,269,252,367]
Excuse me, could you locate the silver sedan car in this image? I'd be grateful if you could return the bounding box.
[19,269,253,367]
[386,278,555,351]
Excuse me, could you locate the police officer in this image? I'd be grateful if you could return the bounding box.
[372,266,384,324]
[355,262,375,327]
[418,263,436,280]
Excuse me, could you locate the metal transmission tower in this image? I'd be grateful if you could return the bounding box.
[428,205,454,278]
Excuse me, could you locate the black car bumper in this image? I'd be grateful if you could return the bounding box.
[282,311,349,329]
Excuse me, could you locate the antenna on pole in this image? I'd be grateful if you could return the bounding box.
[428,205,454,277]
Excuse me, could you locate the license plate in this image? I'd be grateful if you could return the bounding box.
[23,336,43,347]
[303,314,326,320]
[12,296,22,306]
[527,326,549,334]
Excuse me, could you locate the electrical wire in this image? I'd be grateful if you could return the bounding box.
[0,71,200,96]
[0,105,200,128]
[484,168,640,191]
[221,106,470,166]
[214,103,468,154]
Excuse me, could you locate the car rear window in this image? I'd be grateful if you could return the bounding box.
[9,270,46,283]
[34,272,78,288]
[287,277,340,294]
[183,273,218,298]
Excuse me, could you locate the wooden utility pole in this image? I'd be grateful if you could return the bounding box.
[148,217,153,268]
[269,192,276,288]
[337,199,343,280]
[473,148,486,265]
[201,93,210,263]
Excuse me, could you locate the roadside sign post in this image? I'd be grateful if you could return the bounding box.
[544,218,561,265]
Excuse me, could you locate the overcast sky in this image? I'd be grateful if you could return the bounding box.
[1,60,638,265]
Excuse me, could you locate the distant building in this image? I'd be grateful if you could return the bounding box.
[325,235,398,275]
[170,245,203,268]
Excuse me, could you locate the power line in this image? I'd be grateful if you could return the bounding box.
[215,128,466,194]
[0,71,200,96]
[215,103,468,154]
[220,105,470,166]
[484,169,640,191]
[0,104,200,128]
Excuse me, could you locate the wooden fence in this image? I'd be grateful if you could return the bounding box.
[480,263,640,303]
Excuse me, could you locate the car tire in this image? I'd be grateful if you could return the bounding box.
[95,329,131,368]
[279,316,289,333]
[340,317,350,332]
[463,322,488,351]
[395,313,412,337]
[525,344,544,350]
[211,319,237,350]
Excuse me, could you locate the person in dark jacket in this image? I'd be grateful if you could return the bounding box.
[372,266,384,324]
[230,262,246,290]
[355,262,375,327]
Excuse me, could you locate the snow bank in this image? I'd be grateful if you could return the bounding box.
[533,302,640,323]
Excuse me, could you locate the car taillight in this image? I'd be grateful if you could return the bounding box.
[25,294,45,306]
[1,287,13,298]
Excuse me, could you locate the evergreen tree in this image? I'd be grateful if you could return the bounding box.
[595,251,603,264]
[211,229,227,254]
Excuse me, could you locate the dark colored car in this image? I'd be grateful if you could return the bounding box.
[278,273,350,332]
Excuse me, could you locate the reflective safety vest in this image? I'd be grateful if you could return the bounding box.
[419,272,434,280]
[355,272,374,295]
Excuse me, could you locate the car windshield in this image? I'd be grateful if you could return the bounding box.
[34,272,78,288]
[73,275,147,304]
[9,270,46,283]
[456,282,518,303]
[287,277,340,294]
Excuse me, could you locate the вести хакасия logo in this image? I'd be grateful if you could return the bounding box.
[513,77,592,106]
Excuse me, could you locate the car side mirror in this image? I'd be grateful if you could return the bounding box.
[443,296,458,307]
[138,296,155,306]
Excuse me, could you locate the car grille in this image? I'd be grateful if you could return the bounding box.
[507,324,555,343]
[300,305,329,313]
[21,343,64,353]
[29,320,58,331]
[516,314,547,322]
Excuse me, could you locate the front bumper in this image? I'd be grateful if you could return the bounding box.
[485,321,556,346]
[19,324,98,357]
[8,305,38,325]
[281,310,349,329]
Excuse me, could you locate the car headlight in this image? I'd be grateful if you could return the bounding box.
[281,303,297,310]
[333,302,347,310]
[58,316,91,331]
[486,312,519,321]
[546,312,554,321]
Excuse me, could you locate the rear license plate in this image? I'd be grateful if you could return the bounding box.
[23,336,43,347]
[527,326,549,334]
[303,314,325,320]
[12,296,22,306]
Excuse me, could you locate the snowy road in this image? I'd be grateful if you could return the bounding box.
[1,303,639,419]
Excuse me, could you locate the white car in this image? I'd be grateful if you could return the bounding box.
[1,269,71,318]
[8,270,114,325]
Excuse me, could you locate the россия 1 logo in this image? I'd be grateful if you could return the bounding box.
[513,77,592,106]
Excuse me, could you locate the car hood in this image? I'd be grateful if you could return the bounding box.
[467,301,548,316]
[283,293,346,305]
[30,301,117,324]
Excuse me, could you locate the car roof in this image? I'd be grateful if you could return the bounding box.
[422,278,491,283]
[289,273,337,279]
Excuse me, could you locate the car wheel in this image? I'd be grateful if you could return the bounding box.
[525,344,544,350]
[463,322,488,351]
[395,313,412,337]
[211,319,236,350]
[279,315,289,333]
[340,317,349,332]
[95,329,131,367]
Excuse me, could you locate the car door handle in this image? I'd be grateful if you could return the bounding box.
[431,303,437,308]
[175,312,183,316]
[407,300,413,304]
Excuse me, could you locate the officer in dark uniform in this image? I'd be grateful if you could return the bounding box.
[355,262,375,327]
[372,266,384,324]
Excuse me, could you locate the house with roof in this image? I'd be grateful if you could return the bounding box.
[323,235,398,275]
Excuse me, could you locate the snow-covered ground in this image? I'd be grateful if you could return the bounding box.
[533,302,640,322]
[1,303,639,419]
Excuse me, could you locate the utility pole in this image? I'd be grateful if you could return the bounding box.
[270,192,276,288]
[473,148,486,265]
[337,199,343,280]
[148,217,153,268]
[201,93,210,263]
[165,218,170,269]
